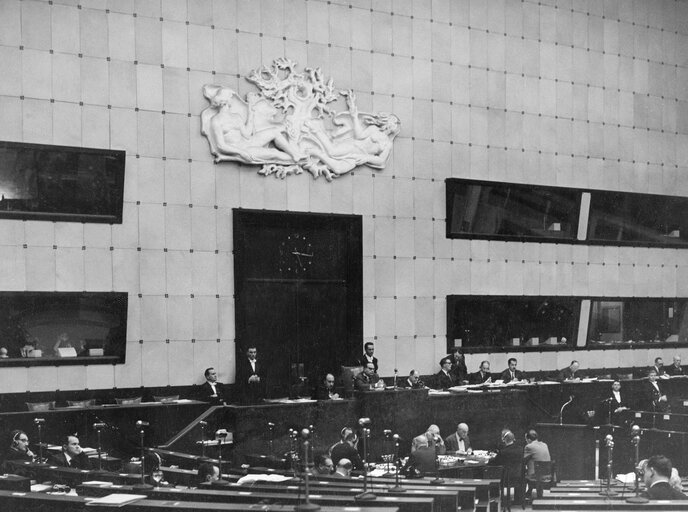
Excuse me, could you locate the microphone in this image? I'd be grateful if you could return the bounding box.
[394,368,398,374]
[605,434,614,447]
[215,429,229,438]
[383,429,392,437]
[392,434,400,442]
[631,425,641,436]
[358,417,371,426]
[267,422,275,429]
[136,420,150,428]
[93,422,107,429]
[199,421,208,427]
[300,428,311,440]
[33,418,46,425]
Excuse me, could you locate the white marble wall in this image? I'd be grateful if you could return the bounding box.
[0,0,687,392]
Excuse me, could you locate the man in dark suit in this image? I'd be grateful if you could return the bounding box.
[235,346,265,404]
[666,355,684,376]
[499,358,526,383]
[354,363,380,391]
[599,380,630,425]
[641,455,688,499]
[469,360,493,384]
[315,373,340,400]
[558,360,582,381]
[492,430,524,505]
[402,435,436,476]
[50,435,91,470]
[400,369,426,389]
[445,422,471,454]
[651,357,667,377]
[435,357,455,389]
[356,342,378,372]
[198,367,227,404]
[330,431,362,470]
[644,368,669,412]
[448,348,468,384]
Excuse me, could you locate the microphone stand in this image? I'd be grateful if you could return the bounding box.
[268,422,275,457]
[355,424,376,501]
[93,423,106,473]
[199,421,207,459]
[626,428,648,504]
[559,395,573,425]
[295,429,320,512]
[390,434,405,492]
[599,436,617,497]
[393,369,398,389]
[34,419,46,465]
[133,421,153,490]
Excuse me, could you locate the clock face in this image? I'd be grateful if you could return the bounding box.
[278,234,314,274]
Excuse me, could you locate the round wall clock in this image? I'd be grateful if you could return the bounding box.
[278,234,313,274]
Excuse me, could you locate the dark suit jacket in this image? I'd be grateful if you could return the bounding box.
[468,371,492,384]
[449,355,468,383]
[356,355,378,372]
[198,381,227,403]
[354,371,379,391]
[399,377,425,389]
[404,446,436,475]
[499,369,525,383]
[523,440,550,479]
[50,451,91,470]
[235,357,265,403]
[330,442,362,470]
[598,391,628,424]
[652,365,667,376]
[493,442,524,483]
[435,370,455,389]
[641,481,688,500]
[315,385,337,400]
[666,364,684,376]
[445,432,471,453]
[558,367,582,381]
[644,380,668,411]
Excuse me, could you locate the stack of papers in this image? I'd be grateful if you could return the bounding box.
[85,494,147,507]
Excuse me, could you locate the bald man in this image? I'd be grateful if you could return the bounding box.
[445,423,472,454]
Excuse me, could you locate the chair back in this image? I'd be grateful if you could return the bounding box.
[534,460,556,483]
[26,401,55,411]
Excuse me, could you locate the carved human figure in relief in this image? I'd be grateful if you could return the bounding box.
[201,85,305,164]
[304,90,401,176]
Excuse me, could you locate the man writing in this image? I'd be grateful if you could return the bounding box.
[445,423,472,454]
[315,373,340,400]
[469,361,492,384]
[558,360,582,382]
[402,369,426,389]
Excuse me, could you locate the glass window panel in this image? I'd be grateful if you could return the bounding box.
[587,191,688,246]
[446,296,580,350]
[446,179,580,242]
[0,292,127,367]
[587,298,688,346]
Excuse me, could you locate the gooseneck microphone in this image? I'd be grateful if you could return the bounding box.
[136,420,150,428]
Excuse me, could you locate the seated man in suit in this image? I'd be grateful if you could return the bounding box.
[492,430,524,505]
[435,357,455,389]
[50,435,91,470]
[469,360,492,384]
[641,455,688,499]
[313,453,334,475]
[651,357,668,377]
[315,373,340,400]
[645,368,669,412]
[330,430,363,470]
[199,367,227,404]
[197,462,220,484]
[445,422,472,454]
[666,355,684,376]
[558,360,582,382]
[401,369,426,389]
[402,435,436,476]
[354,362,382,391]
[356,342,378,372]
[499,358,526,383]
[523,429,550,500]
[333,458,352,478]
[425,424,446,455]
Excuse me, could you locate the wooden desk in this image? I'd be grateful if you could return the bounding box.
[533,498,688,509]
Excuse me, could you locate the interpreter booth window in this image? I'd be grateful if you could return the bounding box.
[587,298,688,346]
[446,296,580,352]
[0,141,126,224]
[0,292,128,367]
[445,179,581,242]
[587,191,688,247]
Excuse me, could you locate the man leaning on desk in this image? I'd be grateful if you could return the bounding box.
[50,435,91,470]
[558,360,583,381]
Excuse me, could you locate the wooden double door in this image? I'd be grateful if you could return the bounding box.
[233,209,362,397]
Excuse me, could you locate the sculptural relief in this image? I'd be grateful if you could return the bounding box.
[201,58,400,181]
